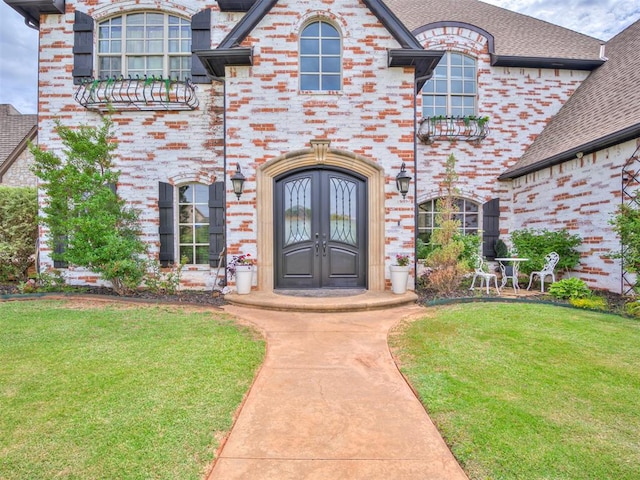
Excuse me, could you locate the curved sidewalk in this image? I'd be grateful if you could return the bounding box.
[208,304,468,480]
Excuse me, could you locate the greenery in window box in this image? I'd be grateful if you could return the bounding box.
[510,228,581,275]
[30,116,147,295]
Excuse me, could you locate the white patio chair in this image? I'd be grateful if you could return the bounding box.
[469,255,500,294]
[527,252,560,292]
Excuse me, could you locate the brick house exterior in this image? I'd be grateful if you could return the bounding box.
[6,0,638,293]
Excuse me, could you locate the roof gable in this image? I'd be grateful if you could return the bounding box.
[195,0,442,89]
[0,104,37,173]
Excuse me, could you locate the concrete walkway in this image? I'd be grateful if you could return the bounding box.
[208,304,469,480]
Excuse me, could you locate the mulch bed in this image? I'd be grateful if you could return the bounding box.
[1,283,631,314]
[0,284,227,307]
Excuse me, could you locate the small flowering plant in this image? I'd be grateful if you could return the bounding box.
[227,253,255,278]
[395,253,410,267]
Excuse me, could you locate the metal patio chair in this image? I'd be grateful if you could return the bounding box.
[527,252,560,292]
[470,255,500,294]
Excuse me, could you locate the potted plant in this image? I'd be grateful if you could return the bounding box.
[227,253,255,295]
[390,253,411,294]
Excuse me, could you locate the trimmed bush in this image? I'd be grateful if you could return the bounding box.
[548,277,591,300]
[0,187,38,281]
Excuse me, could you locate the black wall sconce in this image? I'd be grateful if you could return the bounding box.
[395,162,411,199]
[231,164,246,200]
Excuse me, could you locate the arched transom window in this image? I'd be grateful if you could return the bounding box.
[422,52,477,117]
[300,20,342,91]
[98,12,192,80]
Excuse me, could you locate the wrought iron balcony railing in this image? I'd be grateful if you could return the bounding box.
[75,76,199,112]
[417,115,489,144]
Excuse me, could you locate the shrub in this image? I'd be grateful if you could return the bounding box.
[610,202,640,294]
[569,296,608,310]
[416,238,433,260]
[30,117,147,295]
[145,259,185,295]
[625,301,640,318]
[0,186,38,281]
[511,228,581,275]
[455,232,481,270]
[548,277,591,300]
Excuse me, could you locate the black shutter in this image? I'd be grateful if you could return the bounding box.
[482,198,500,259]
[53,235,68,269]
[209,181,225,267]
[72,11,94,85]
[108,183,117,194]
[191,9,211,84]
[159,182,175,267]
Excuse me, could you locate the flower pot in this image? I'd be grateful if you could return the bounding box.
[235,265,254,295]
[390,265,410,294]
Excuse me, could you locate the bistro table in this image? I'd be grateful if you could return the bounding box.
[495,257,529,292]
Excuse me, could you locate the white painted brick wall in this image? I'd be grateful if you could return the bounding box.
[510,140,639,293]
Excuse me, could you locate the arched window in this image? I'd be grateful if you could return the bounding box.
[418,197,480,243]
[98,12,192,80]
[300,20,342,91]
[178,183,209,265]
[422,52,477,117]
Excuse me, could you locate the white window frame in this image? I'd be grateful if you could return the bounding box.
[418,197,481,243]
[299,20,342,92]
[422,52,477,118]
[177,183,209,265]
[97,12,192,80]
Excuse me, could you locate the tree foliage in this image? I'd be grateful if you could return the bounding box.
[30,117,147,294]
[425,154,468,294]
[0,186,38,281]
[610,202,640,293]
[511,228,582,275]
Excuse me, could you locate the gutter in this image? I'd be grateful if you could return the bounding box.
[499,123,640,180]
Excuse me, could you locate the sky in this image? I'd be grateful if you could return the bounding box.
[0,0,639,115]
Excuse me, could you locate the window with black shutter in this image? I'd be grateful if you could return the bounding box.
[482,198,500,259]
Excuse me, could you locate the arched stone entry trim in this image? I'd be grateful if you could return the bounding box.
[257,141,386,292]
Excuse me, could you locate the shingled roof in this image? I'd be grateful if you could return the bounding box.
[0,105,37,171]
[387,0,603,62]
[500,19,640,179]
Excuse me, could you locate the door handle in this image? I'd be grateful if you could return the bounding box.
[322,234,327,256]
[315,233,319,256]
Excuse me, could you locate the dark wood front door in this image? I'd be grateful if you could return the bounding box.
[275,168,367,289]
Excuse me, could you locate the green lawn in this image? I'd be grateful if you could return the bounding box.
[0,300,265,480]
[390,303,640,480]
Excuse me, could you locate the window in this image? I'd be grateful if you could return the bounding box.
[300,20,342,91]
[98,12,192,80]
[422,52,477,117]
[178,183,209,265]
[418,197,480,243]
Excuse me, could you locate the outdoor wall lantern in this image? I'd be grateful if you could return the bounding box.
[395,162,412,199]
[231,164,246,200]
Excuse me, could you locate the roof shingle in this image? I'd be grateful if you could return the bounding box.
[501,19,640,179]
[0,105,37,168]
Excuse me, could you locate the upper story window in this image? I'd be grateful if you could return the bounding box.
[300,20,342,91]
[98,12,192,80]
[422,52,477,117]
